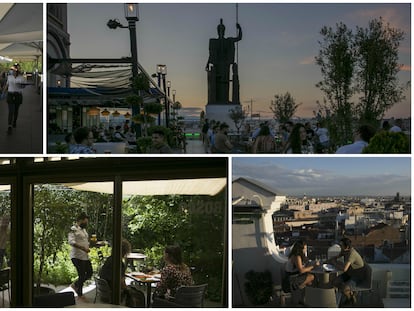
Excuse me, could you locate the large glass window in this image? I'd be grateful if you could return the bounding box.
[0,185,11,307]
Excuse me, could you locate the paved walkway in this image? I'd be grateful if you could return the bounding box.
[176,138,206,154]
[0,85,43,154]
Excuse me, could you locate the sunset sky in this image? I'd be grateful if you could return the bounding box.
[67,3,411,119]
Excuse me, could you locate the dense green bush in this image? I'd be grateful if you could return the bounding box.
[33,243,112,286]
[363,131,410,153]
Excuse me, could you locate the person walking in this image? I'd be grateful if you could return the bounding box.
[2,63,26,133]
[68,212,93,301]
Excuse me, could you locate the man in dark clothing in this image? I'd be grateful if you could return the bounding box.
[99,239,145,307]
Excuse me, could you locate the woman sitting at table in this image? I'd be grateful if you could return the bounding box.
[330,237,367,305]
[99,239,145,307]
[154,245,194,300]
[285,239,318,291]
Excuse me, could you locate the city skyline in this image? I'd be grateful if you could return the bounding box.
[67,3,411,119]
[232,157,411,197]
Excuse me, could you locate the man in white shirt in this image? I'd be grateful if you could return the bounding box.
[315,122,330,153]
[389,119,403,133]
[2,63,26,133]
[336,124,376,154]
[68,212,92,300]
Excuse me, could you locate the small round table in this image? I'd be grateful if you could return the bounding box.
[126,253,147,271]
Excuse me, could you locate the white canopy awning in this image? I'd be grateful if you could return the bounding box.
[65,178,227,196]
[0,3,42,60]
[0,185,10,192]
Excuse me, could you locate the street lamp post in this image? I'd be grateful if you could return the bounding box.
[107,3,140,134]
[107,4,139,79]
[124,4,139,79]
[157,64,168,127]
[167,81,171,123]
[172,89,176,123]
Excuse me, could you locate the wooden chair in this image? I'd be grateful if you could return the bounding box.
[153,284,208,308]
[0,268,10,307]
[33,292,75,307]
[94,276,112,304]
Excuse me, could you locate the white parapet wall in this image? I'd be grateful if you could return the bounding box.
[263,195,288,264]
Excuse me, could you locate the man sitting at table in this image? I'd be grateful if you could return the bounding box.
[99,239,145,307]
[330,237,368,305]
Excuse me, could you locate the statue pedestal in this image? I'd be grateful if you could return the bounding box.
[205,104,240,132]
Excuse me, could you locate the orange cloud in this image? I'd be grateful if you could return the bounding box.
[300,56,315,65]
[350,7,410,33]
[400,65,411,72]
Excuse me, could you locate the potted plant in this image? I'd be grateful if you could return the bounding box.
[244,270,273,305]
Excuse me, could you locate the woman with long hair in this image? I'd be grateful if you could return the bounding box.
[285,240,317,290]
[284,123,314,154]
[155,245,194,299]
[252,125,276,153]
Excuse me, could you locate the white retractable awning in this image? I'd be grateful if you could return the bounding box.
[0,3,42,59]
[65,178,227,196]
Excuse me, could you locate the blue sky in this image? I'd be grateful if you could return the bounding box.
[67,3,411,119]
[232,157,411,196]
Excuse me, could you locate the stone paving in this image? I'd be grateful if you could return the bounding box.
[0,85,43,154]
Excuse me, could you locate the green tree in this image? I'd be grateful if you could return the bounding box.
[316,22,355,146]
[33,185,83,290]
[354,18,406,123]
[362,131,410,153]
[33,185,113,289]
[270,92,300,124]
[122,192,226,301]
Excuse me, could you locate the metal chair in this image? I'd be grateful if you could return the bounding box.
[305,287,337,307]
[153,284,208,308]
[94,276,112,304]
[353,263,373,305]
[277,265,291,306]
[0,267,10,307]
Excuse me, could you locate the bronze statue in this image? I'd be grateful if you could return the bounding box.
[206,19,242,105]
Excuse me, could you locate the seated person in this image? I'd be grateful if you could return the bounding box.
[285,239,318,291]
[154,245,194,301]
[330,237,368,304]
[99,239,144,307]
[112,125,126,142]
